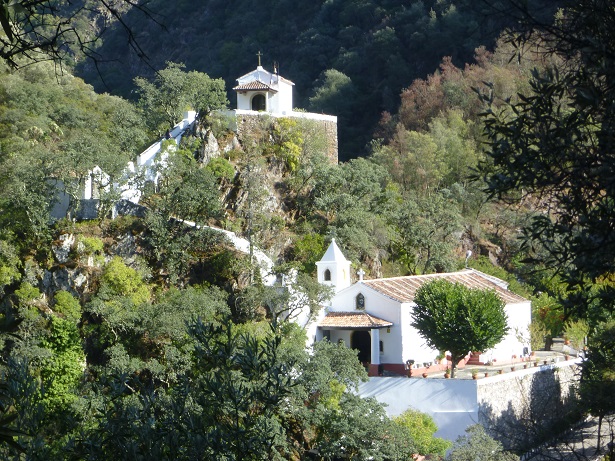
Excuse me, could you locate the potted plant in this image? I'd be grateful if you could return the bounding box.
[471,369,479,380]
[422,372,428,378]
[484,372,489,377]
[444,368,450,379]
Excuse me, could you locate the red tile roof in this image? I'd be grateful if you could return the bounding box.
[361,269,527,305]
[233,81,277,92]
[319,311,393,329]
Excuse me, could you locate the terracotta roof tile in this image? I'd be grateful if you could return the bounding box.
[361,269,527,305]
[233,81,277,92]
[319,311,393,329]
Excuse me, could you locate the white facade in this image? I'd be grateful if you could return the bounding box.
[234,66,294,115]
[310,242,532,376]
[324,282,532,369]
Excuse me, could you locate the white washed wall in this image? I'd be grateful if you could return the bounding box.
[358,361,579,443]
[358,377,479,442]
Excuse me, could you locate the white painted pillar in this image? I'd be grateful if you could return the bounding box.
[315,328,323,342]
[368,328,381,376]
[370,328,380,365]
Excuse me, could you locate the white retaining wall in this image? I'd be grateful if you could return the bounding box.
[359,377,478,441]
[358,359,580,443]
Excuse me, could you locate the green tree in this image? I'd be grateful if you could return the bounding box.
[144,211,228,287]
[266,117,304,173]
[52,290,81,323]
[141,140,226,285]
[477,0,615,320]
[429,109,480,187]
[292,233,325,274]
[477,5,615,448]
[134,62,227,135]
[447,424,518,460]
[396,192,462,274]
[0,0,157,68]
[412,279,508,377]
[579,319,615,451]
[265,270,333,324]
[308,69,357,116]
[39,317,84,412]
[205,157,235,184]
[393,409,451,457]
[311,157,399,266]
[150,141,222,224]
[0,62,146,236]
[0,239,21,295]
[373,128,446,193]
[100,257,151,306]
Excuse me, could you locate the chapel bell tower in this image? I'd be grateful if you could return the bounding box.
[316,238,351,293]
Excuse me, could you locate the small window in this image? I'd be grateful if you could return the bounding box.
[356,293,365,310]
[379,340,383,353]
[324,269,331,281]
[252,94,266,111]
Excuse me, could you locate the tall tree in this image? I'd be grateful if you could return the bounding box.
[134,62,227,135]
[0,0,157,68]
[412,279,508,377]
[579,319,615,452]
[447,424,518,460]
[396,192,462,274]
[477,0,615,320]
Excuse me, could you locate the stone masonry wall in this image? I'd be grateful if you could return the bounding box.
[477,361,580,450]
[232,111,338,164]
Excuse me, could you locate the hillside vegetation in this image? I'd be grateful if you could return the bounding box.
[1,0,610,458]
[76,0,561,160]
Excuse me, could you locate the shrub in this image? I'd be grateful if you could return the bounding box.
[53,290,81,323]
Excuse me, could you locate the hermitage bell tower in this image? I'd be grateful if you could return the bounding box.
[316,238,351,293]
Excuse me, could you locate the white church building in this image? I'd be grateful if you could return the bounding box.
[226,57,339,162]
[233,62,294,114]
[310,239,532,377]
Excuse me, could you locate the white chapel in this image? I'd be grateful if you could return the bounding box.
[309,239,532,377]
[225,53,339,162]
[233,59,294,115]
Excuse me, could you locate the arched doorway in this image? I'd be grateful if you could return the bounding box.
[351,330,371,364]
[251,94,266,111]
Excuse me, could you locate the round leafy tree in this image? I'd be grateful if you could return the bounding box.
[412,279,508,377]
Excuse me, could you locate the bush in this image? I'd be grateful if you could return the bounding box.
[77,235,104,255]
[393,409,451,456]
[564,319,589,351]
[15,282,41,305]
[205,157,235,182]
[53,290,82,323]
[102,257,151,305]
